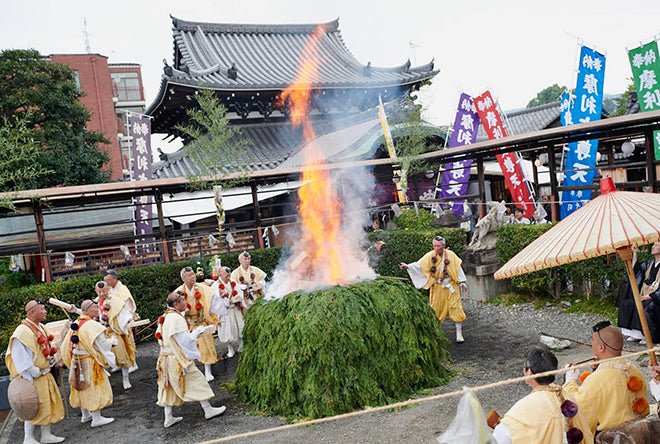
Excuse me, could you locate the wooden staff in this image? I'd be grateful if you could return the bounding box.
[540,331,636,353]
[48,297,75,313]
[374,241,401,263]
[135,319,158,336]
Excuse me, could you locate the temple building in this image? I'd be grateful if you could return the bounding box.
[146,16,446,234]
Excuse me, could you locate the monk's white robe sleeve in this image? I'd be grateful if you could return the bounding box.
[492,422,512,444]
[11,339,38,382]
[405,262,427,289]
[650,378,660,401]
[209,289,228,317]
[113,306,133,335]
[458,266,466,283]
[94,334,116,368]
[173,330,202,361]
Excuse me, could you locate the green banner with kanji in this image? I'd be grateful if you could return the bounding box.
[628,40,660,112]
[654,130,660,161]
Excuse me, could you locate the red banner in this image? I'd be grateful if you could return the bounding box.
[474,91,534,217]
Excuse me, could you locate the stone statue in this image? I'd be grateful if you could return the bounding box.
[467,201,507,251]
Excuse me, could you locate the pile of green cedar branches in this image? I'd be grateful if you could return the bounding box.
[234,277,452,419]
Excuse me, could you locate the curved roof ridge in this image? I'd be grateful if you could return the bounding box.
[171,15,340,35]
[506,101,560,117]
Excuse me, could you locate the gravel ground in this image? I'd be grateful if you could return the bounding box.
[2,298,656,444]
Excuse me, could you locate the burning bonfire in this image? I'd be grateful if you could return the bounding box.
[268,25,375,298]
[234,26,452,420]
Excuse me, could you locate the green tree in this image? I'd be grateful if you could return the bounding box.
[526,84,566,108]
[0,117,52,209]
[385,91,445,194]
[0,49,111,188]
[174,87,248,190]
[608,80,636,117]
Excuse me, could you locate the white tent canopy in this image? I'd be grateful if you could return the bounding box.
[162,181,302,225]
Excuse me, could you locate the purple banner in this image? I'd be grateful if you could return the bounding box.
[436,93,479,216]
[129,115,153,251]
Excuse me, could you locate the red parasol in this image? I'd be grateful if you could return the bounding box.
[495,177,660,365]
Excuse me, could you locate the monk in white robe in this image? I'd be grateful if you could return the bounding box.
[214,266,244,358]
[156,291,226,428]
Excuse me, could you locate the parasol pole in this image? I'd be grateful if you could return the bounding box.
[618,246,657,367]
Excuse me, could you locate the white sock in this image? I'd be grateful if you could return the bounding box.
[455,322,462,335]
[23,421,38,444]
[40,424,64,443]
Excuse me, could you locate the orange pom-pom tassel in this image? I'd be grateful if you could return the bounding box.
[158,316,165,324]
[579,371,592,384]
[154,332,162,340]
[633,397,648,414]
[627,375,643,392]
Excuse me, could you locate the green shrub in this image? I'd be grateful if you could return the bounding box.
[496,224,633,299]
[367,228,467,278]
[393,208,436,230]
[234,278,452,419]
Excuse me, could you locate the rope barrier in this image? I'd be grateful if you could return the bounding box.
[195,346,660,443]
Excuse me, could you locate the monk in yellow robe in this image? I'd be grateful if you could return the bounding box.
[103,269,138,389]
[493,347,594,444]
[156,291,226,428]
[231,251,267,311]
[175,266,226,381]
[400,235,468,342]
[61,299,116,427]
[5,300,65,444]
[563,321,649,435]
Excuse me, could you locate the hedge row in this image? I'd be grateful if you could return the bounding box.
[495,224,643,298]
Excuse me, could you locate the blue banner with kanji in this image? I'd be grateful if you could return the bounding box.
[560,46,606,218]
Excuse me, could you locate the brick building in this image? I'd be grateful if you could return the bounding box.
[48,54,146,181]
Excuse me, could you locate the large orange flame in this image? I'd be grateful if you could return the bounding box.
[280,24,345,286]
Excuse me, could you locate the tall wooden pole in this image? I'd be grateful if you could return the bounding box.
[618,246,657,367]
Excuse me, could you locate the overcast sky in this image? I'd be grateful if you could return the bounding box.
[3,0,659,132]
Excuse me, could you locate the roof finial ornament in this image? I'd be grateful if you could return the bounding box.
[157,147,169,162]
[162,59,173,77]
[363,61,372,77]
[227,63,238,80]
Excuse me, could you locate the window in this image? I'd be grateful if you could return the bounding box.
[111,72,141,102]
[72,70,81,91]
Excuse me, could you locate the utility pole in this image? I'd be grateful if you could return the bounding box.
[83,18,92,54]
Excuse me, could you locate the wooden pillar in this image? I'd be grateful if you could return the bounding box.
[645,129,657,192]
[251,182,264,249]
[477,157,485,219]
[546,144,559,222]
[154,191,170,264]
[33,205,51,283]
[531,155,540,197]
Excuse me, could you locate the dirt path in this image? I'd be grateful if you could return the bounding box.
[1,299,654,444]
